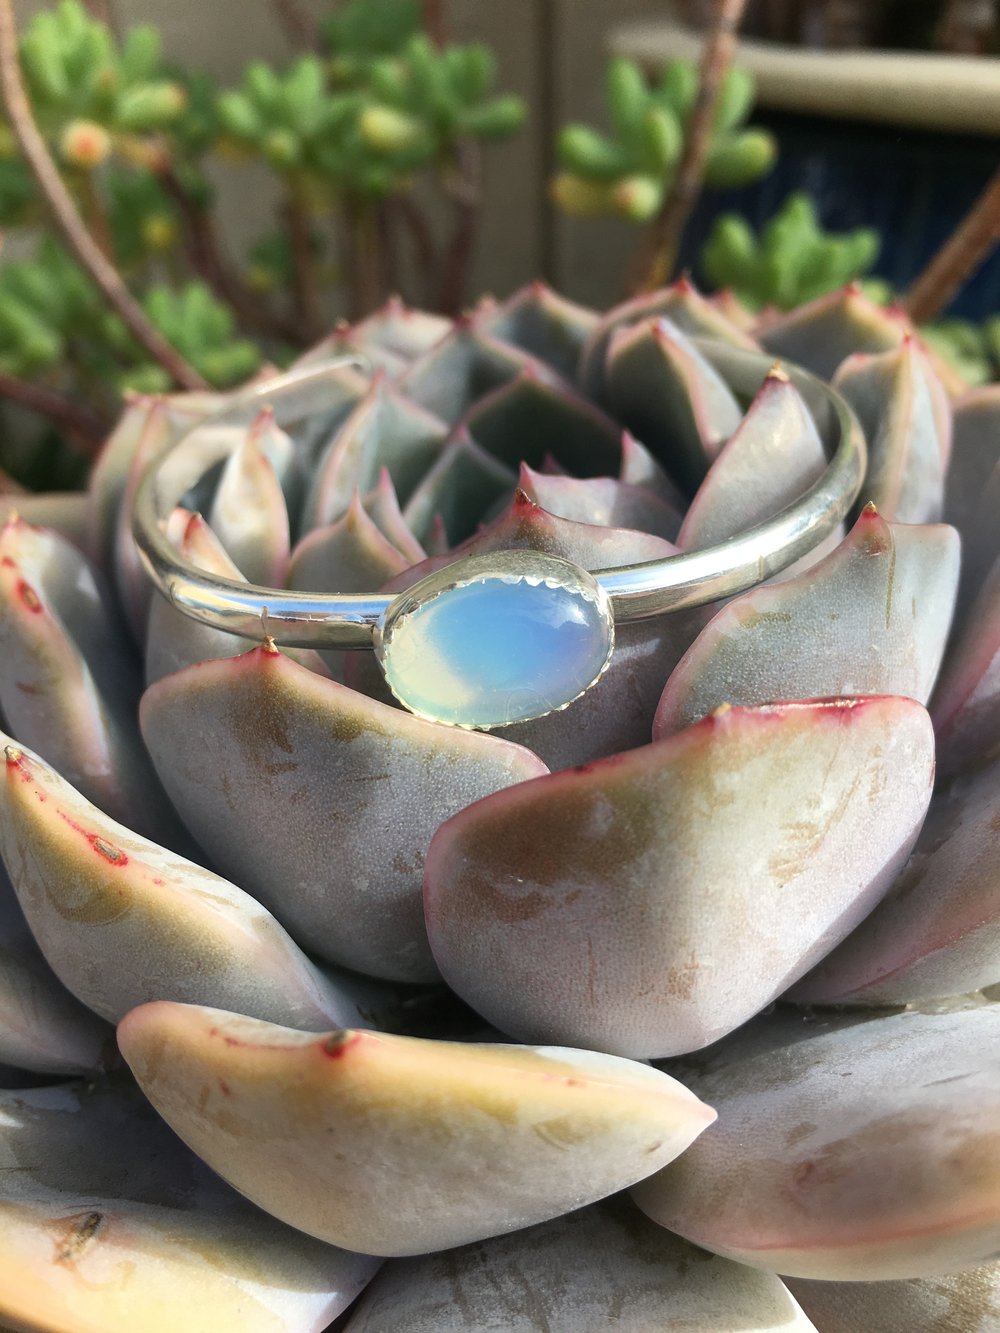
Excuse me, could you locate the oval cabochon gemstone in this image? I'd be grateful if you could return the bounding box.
[377,552,615,729]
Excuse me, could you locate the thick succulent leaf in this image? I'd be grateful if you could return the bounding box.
[0,1080,378,1333]
[519,463,682,540]
[950,398,1000,622]
[398,320,542,425]
[944,387,1000,539]
[618,430,687,507]
[402,427,516,547]
[0,737,370,1030]
[579,277,758,400]
[357,492,705,770]
[360,468,426,563]
[605,317,743,493]
[277,362,372,475]
[655,507,959,736]
[460,368,623,476]
[678,367,827,550]
[932,553,1000,775]
[476,281,599,380]
[757,285,906,380]
[297,298,451,375]
[139,645,548,982]
[0,516,183,841]
[789,758,1000,1005]
[787,1265,1000,1332]
[0,860,110,1076]
[633,1000,1000,1280]
[834,338,950,523]
[425,698,934,1058]
[289,493,410,594]
[208,412,291,586]
[118,1002,716,1257]
[0,493,90,553]
[301,376,447,531]
[146,511,327,686]
[343,1196,818,1332]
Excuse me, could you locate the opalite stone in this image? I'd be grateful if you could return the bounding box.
[377,552,614,729]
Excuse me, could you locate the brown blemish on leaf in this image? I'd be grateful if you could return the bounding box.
[16,579,42,613]
[785,1120,817,1147]
[56,812,129,866]
[52,1210,103,1266]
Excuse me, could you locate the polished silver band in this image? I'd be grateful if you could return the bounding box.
[133,341,866,651]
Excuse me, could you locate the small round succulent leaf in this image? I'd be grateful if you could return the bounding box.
[117,1002,716,1257]
[633,1000,1000,1280]
[605,317,743,493]
[789,756,1000,1005]
[757,285,906,381]
[578,277,758,400]
[655,508,960,736]
[0,736,367,1030]
[833,339,949,524]
[343,1196,818,1332]
[139,645,548,982]
[678,367,827,550]
[477,281,600,381]
[0,1080,378,1333]
[424,697,934,1057]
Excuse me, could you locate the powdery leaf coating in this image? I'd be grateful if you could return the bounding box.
[477,281,599,381]
[117,1002,716,1258]
[402,428,516,547]
[298,297,451,375]
[0,1081,378,1333]
[359,469,426,564]
[0,860,109,1076]
[787,1263,1000,1333]
[424,698,934,1058]
[0,736,368,1031]
[678,368,827,551]
[944,387,1000,542]
[757,285,905,381]
[933,552,1000,776]
[788,758,1000,1006]
[519,463,682,542]
[301,376,447,531]
[289,494,410,596]
[633,1001,1000,1280]
[605,317,743,492]
[834,339,950,524]
[139,645,548,982]
[343,1196,818,1333]
[208,411,291,587]
[399,320,543,425]
[654,507,959,737]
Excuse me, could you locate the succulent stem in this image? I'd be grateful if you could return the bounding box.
[0,0,208,391]
[903,166,1000,324]
[627,0,750,296]
[0,370,109,455]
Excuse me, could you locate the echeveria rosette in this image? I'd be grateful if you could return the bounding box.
[0,276,997,1329]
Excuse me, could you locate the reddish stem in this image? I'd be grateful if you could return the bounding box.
[903,167,1000,324]
[0,371,109,455]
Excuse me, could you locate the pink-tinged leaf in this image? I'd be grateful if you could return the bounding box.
[0,1080,379,1333]
[787,1264,1000,1332]
[301,375,447,531]
[140,645,548,982]
[343,1196,817,1332]
[360,469,426,564]
[399,318,544,424]
[711,288,758,332]
[0,516,184,842]
[118,1002,716,1257]
[0,737,372,1030]
[932,553,1000,776]
[655,508,959,737]
[296,298,451,374]
[425,697,934,1058]
[208,411,291,586]
[945,387,1000,538]
[789,757,1000,1006]
[633,1000,1000,1280]
[0,860,109,1076]
[477,281,599,380]
[147,511,328,687]
[834,338,950,523]
[605,317,743,492]
[618,431,687,508]
[579,276,758,400]
[519,462,682,541]
[678,367,827,550]
[355,491,705,770]
[402,427,516,547]
[459,368,623,476]
[289,494,410,594]
[757,285,906,380]
[950,394,1000,623]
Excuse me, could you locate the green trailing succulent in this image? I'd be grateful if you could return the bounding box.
[0,276,1000,1328]
[552,57,776,222]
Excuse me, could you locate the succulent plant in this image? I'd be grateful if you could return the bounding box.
[1,274,999,1330]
